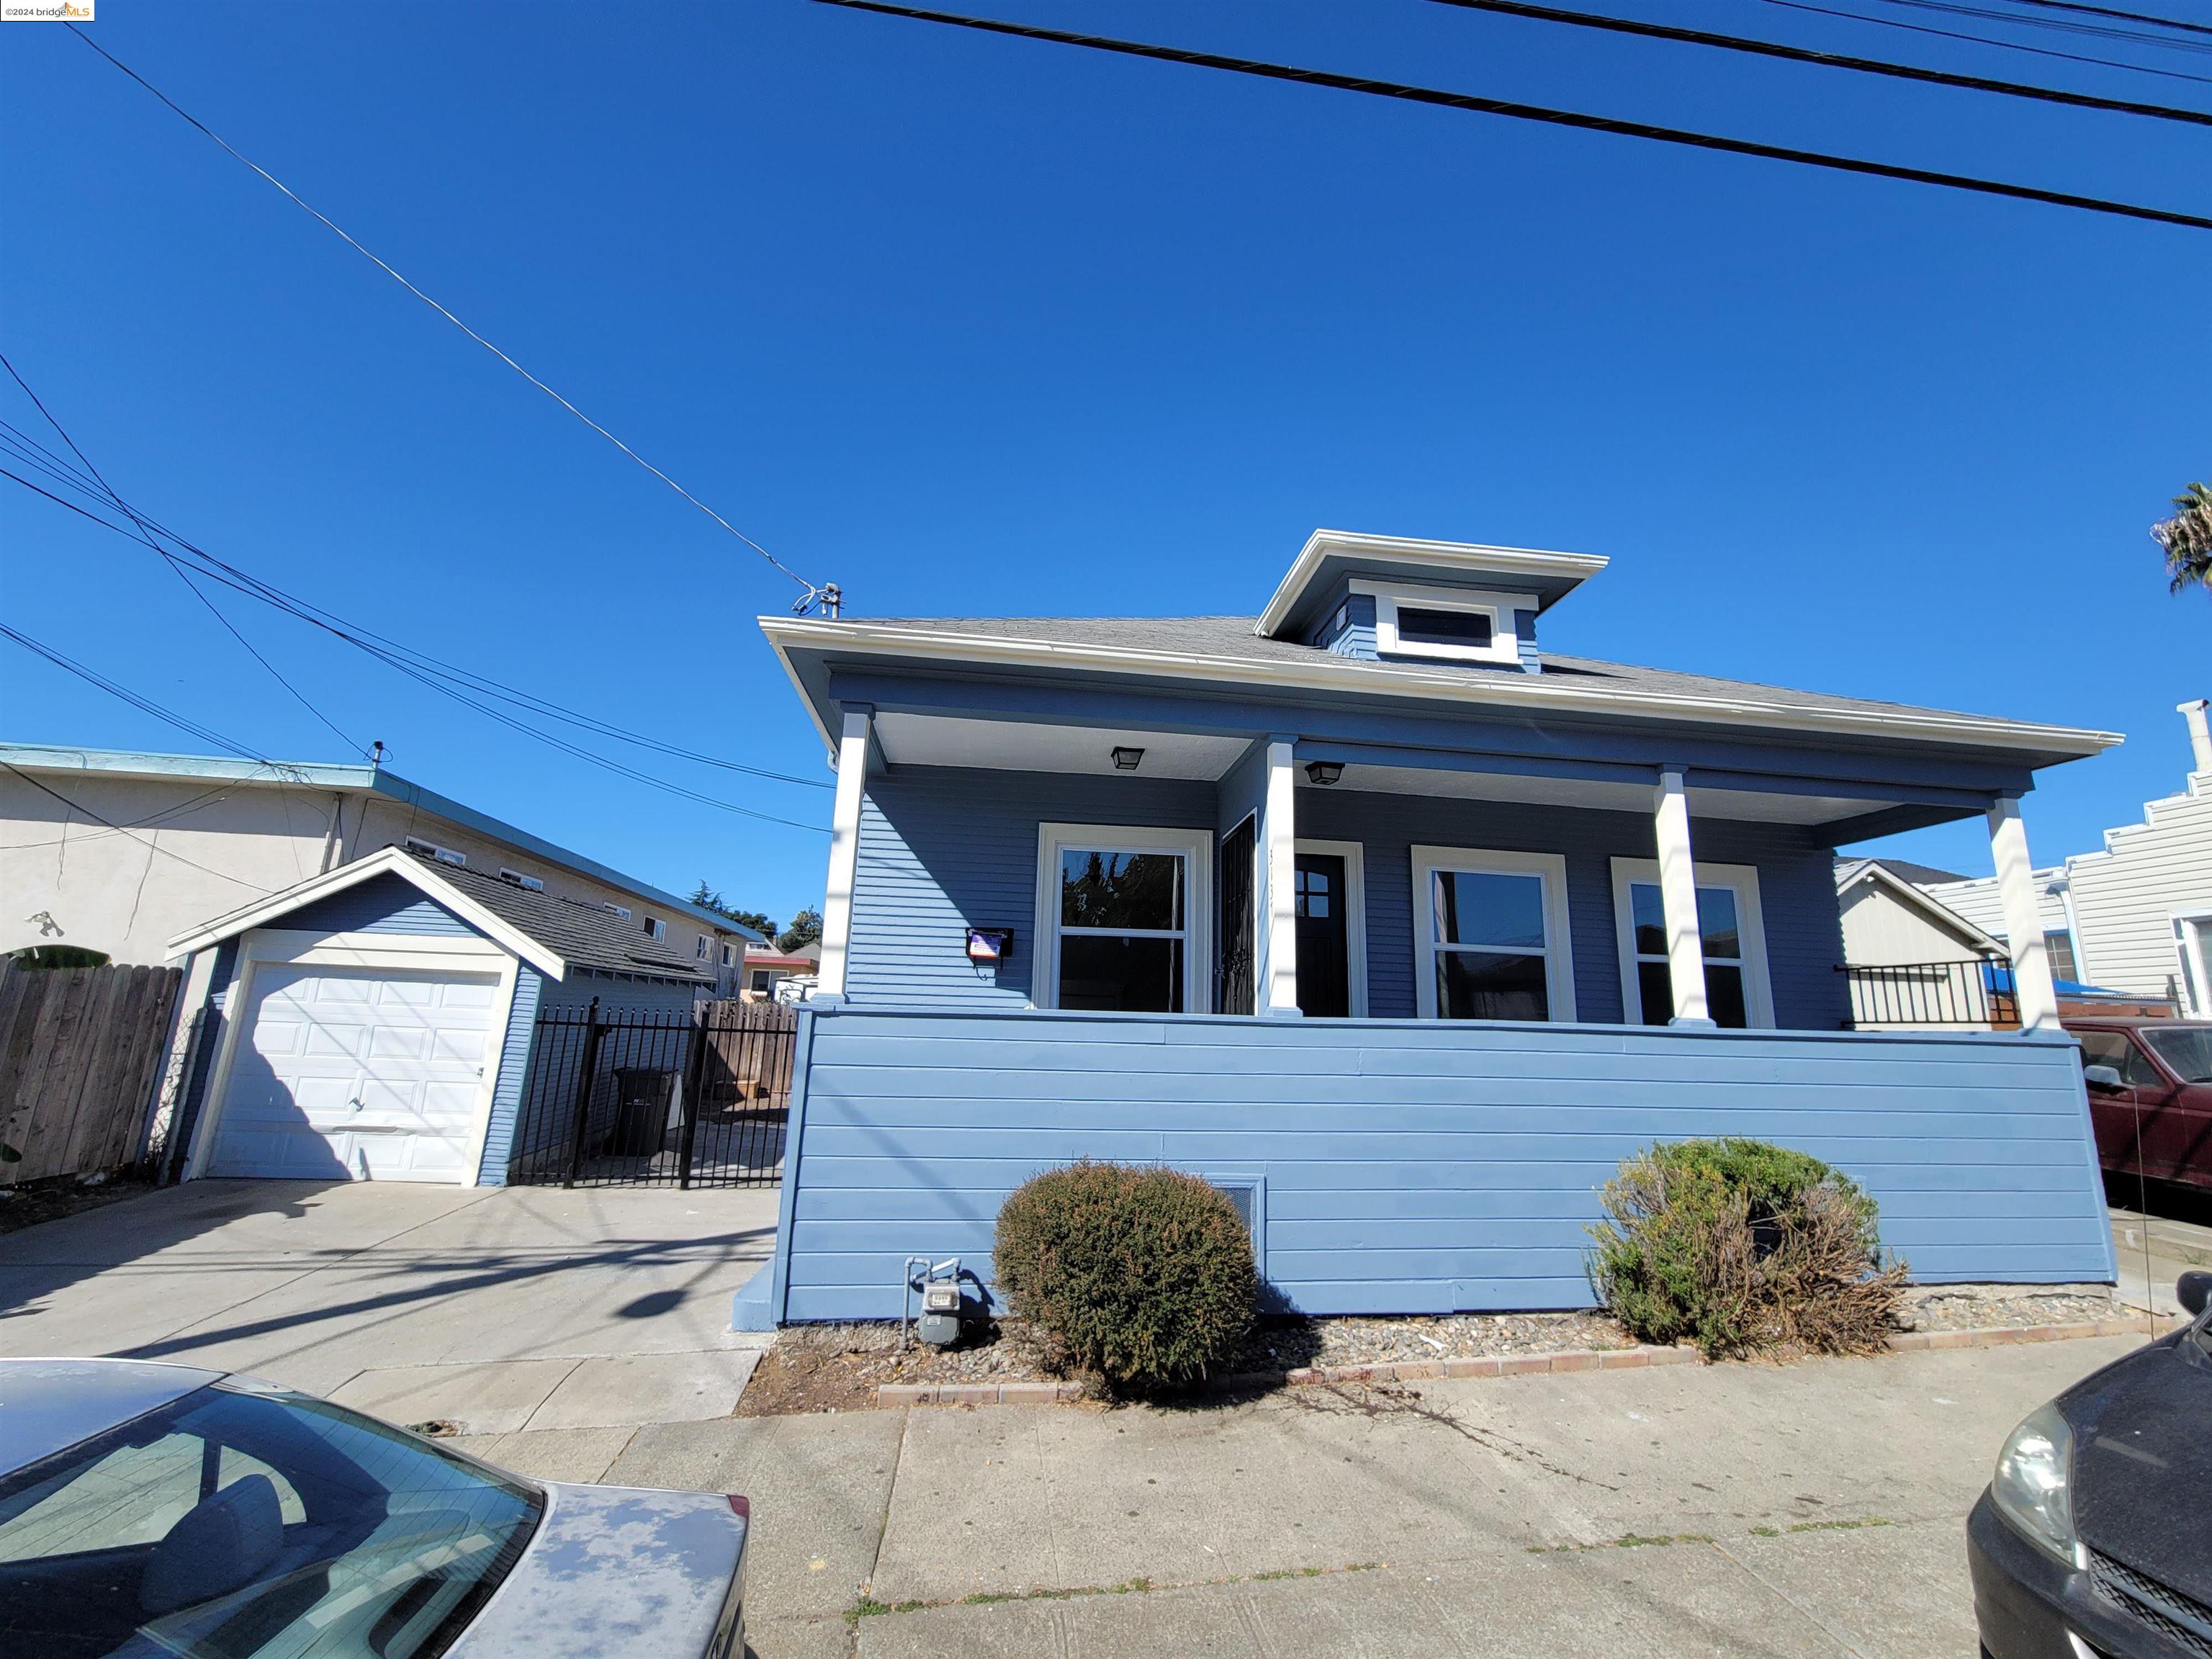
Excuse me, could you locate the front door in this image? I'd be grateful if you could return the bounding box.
[1295,852,1349,1017]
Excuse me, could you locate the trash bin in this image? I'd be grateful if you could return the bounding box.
[609,1068,675,1157]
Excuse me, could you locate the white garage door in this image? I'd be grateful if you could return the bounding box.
[207,964,501,1182]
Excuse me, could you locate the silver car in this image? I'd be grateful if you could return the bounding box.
[0,1358,750,1659]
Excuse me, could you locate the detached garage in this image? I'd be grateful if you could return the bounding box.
[166,846,711,1185]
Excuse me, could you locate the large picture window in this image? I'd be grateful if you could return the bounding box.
[1034,824,1211,1012]
[1609,859,1775,1028]
[1411,848,1576,1022]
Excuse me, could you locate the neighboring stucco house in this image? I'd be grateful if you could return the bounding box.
[734,529,2127,1326]
[1,743,762,997]
[1915,699,2212,1016]
[742,940,821,1001]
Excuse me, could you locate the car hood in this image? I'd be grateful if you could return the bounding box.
[2064,1326,2212,1604]
[449,1481,745,1659]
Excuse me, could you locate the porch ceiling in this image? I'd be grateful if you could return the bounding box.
[1323,762,1915,827]
[872,712,1249,780]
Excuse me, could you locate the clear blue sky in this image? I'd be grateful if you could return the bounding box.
[4,0,2206,925]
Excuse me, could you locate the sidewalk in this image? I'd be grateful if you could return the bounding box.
[2109,1202,2212,1320]
[496,1331,2149,1658]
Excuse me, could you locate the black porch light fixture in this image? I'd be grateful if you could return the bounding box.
[1305,760,1344,786]
[1110,746,1146,771]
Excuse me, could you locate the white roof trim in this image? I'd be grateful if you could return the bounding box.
[1835,859,2006,956]
[1256,529,1609,637]
[168,845,569,977]
[759,616,2122,760]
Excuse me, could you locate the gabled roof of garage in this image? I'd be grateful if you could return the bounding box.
[168,847,714,985]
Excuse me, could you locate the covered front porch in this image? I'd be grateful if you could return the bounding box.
[803,695,2072,1037]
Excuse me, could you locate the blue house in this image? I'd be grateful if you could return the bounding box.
[747,530,2123,1323]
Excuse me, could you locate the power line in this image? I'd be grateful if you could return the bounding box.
[1424,0,2212,124]
[2,761,274,894]
[1,622,259,760]
[1869,0,2212,51]
[1,353,368,757]
[66,28,837,613]
[809,0,2212,230]
[0,410,830,791]
[1,465,832,834]
[2008,0,2212,37]
[1756,0,2212,84]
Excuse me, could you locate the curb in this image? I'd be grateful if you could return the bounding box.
[869,1316,2161,1406]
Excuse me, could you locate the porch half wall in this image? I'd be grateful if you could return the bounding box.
[770,1007,2115,1321]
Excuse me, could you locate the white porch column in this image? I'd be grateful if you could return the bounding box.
[1987,793,2060,1030]
[813,706,873,1002]
[1262,737,1302,1016]
[1654,767,1710,1025]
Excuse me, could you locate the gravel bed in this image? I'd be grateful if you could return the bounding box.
[1895,1283,2120,1332]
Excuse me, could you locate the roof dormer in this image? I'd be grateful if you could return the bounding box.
[1256,529,1606,673]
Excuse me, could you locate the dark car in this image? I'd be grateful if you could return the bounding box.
[1969,1270,2212,1658]
[2065,1018,2212,1194]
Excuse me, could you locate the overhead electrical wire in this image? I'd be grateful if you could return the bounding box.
[66,28,836,615]
[0,458,832,834]
[807,0,2212,230]
[2008,0,2212,36]
[1,353,369,757]
[1422,0,2212,125]
[1,760,274,893]
[1,623,259,760]
[1754,0,2212,84]
[1866,0,2212,52]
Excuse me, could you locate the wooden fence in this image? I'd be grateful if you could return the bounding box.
[0,961,183,1184]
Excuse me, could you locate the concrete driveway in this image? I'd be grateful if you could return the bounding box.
[0,1179,775,1450]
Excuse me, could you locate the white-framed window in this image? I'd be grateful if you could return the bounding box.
[721,943,737,967]
[1033,823,1213,1013]
[642,916,665,942]
[1411,846,1576,1022]
[1609,858,1775,1029]
[1354,579,1525,667]
[2175,911,2211,1017]
[404,836,465,867]
[696,935,711,961]
[497,867,543,892]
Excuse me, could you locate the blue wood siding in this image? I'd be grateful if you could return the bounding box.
[273,871,477,937]
[475,963,544,1185]
[772,1008,2115,1321]
[845,767,1850,1032]
[848,768,1217,1009]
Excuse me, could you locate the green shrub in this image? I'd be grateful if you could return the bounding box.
[1587,1137,1905,1359]
[994,1161,1256,1395]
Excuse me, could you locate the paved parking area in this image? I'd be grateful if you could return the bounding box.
[0,1178,776,1431]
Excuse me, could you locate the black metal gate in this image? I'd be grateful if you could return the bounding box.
[507,999,795,1188]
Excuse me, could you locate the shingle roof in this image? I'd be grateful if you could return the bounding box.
[858,613,2022,729]
[419,854,714,984]
[1834,855,1970,886]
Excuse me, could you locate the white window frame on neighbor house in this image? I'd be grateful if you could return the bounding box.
[1293,837,1369,1018]
[1410,846,1577,1022]
[721,942,737,968]
[2175,910,2212,1017]
[1609,858,1776,1028]
[1353,579,1525,667]
[696,934,711,961]
[1033,822,1213,1013]
[497,867,542,892]
[643,916,665,942]
[405,836,466,867]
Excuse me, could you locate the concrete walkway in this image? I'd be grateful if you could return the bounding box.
[567,1334,2148,1659]
[0,1179,776,1435]
[2109,1200,2212,1319]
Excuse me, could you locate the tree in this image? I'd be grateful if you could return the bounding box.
[688,881,775,940]
[2153,482,2212,598]
[777,907,822,953]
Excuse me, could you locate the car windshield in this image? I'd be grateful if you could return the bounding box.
[0,1380,540,1659]
[2143,1026,2212,1084]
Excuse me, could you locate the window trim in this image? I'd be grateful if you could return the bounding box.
[1293,837,1368,1018]
[1609,858,1776,1028]
[497,867,543,892]
[1032,822,1213,1013]
[696,934,711,961]
[1354,579,1524,667]
[643,916,665,942]
[2173,910,2211,1018]
[1409,846,1577,1022]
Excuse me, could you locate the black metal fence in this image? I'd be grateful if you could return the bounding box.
[1841,959,2017,1029]
[508,999,796,1188]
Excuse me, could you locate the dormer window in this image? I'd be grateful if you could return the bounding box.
[1357,580,1524,667]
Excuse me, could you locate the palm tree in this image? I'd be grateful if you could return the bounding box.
[2153,482,2212,597]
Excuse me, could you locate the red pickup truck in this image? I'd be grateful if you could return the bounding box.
[2068,1017,2212,1193]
